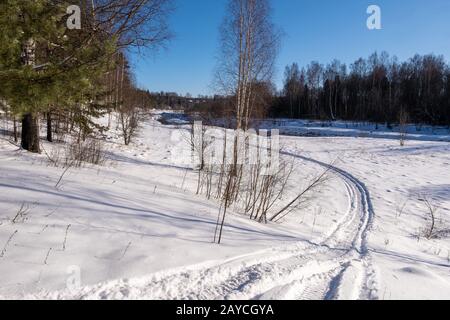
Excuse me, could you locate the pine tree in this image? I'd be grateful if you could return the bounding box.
[0,0,114,152]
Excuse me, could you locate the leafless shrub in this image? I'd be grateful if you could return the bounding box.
[244,157,293,224]
[49,136,106,169]
[38,224,49,235]
[118,242,132,261]
[44,205,61,218]
[55,163,73,190]
[185,121,219,197]
[418,195,442,240]
[189,121,212,172]
[395,198,409,219]
[269,163,333,223]
[311,207,324,234]
[53,125,68,144]
[190,126,333,244]
[44,247,52,265]
[180,168,188,190]
[66,137,106,167]
[399,108,409,147]
[117,107,141,145]
[214,173,233,244]
[0,230,18,258]
[11,202,36,224]
[62,224,71,251]
[192,123,210,193]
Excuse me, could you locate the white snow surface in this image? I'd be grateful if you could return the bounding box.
[0,111,449,300]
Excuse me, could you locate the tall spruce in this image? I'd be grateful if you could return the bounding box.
[0,0,115,152]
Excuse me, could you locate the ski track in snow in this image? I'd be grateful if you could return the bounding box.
[25,147,379,300]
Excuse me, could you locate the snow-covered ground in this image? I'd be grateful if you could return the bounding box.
[0,112,449,300]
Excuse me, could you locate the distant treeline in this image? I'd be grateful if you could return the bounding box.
[272,52,450,126]
[188,52,450,126]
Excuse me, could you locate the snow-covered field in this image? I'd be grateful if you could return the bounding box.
[0,112,449,300]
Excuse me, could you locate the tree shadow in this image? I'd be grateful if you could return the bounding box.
[409,185,450,203]
[370,248,450,268]
[0,181,302,244]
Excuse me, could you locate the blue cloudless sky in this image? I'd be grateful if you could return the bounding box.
[131,0,450,96]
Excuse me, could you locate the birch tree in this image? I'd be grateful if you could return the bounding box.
[213,0,281,244]
[215,0,280,131]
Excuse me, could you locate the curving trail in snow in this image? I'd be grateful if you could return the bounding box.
[281,150,378,300]
[20,150,378,300]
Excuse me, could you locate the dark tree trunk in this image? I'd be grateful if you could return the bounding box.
[21,113,40,153]
[13,117,18,143]
[46,112,53,142]
[55,113,60,134]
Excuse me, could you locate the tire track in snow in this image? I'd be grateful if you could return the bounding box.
[282,150,378,300]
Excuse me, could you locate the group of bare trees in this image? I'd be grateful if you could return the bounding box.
[275,53,450,126]
[107,53,154,145]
